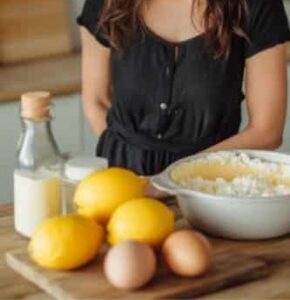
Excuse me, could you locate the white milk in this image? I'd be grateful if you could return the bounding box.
[14,169,62,238]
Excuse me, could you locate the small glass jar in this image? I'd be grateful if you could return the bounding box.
[62,156,108,214]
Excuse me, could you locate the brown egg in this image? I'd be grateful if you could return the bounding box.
[162,230,212,277]
[104,240,157,290]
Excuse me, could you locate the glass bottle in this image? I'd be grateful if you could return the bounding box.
[14,91,65,238]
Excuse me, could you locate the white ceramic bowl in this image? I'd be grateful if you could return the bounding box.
[151,150,290,240]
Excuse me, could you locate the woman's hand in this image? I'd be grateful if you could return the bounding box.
[144,182,172,199]
[141,177,172,199]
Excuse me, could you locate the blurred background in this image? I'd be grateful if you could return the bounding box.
[0,0,290,202]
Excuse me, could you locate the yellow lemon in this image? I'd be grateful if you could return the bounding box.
[74,168,148,224]
[107,198,175,247]
[29,215,104,270]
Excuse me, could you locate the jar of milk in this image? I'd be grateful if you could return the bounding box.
[62,156,108,214]
[14,91,66,238]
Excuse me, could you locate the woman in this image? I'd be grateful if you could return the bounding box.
[77,0,290,177]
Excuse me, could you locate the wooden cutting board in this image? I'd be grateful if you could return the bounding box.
[6,247,269,300]
[0,0,72,64]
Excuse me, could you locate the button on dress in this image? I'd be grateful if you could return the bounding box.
[78,0,290,175]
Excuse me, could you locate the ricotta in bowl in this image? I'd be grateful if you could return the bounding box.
[170,152,290,197]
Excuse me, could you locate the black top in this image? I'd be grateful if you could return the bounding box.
[77,0,290,175]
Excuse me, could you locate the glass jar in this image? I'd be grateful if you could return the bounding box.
[62,156,108,214]
[14,91,66,238]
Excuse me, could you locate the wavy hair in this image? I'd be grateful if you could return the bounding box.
[98,0,248,58]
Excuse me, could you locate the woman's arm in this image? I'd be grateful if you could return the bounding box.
[206,43,288,152]
[80,27,112,136]
[149,44,288,199]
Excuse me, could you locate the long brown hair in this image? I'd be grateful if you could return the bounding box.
[98,0,248,58]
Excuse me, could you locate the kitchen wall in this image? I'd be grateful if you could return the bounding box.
[0,1,290,203]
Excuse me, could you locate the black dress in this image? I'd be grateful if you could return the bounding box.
[77,0,290,176]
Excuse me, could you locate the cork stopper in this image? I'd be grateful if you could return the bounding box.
[21,91,51,121]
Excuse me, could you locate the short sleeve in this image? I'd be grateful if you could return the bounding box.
[77,0,110,48]
[245,0,290,58]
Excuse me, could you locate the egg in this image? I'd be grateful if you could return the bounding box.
[104,240,157,290]
[162,230,212,277]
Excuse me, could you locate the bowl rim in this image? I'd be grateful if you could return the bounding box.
[159,149,290,203]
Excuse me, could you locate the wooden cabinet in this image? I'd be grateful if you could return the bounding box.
[0,0,72,64]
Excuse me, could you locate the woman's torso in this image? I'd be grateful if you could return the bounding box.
[78,0,290,175]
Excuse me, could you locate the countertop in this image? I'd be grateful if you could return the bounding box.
[2,202,290,299]
[0,53,81,104]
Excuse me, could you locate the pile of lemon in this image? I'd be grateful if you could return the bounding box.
[29,167,213,291]
[29,168,175,271]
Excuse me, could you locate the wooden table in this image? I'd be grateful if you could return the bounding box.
[2,202,290,300]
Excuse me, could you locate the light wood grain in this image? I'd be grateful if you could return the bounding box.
[0,53,81,103]
[5,248,269,300]
[202,261,290,300]
[0,211,52,300]
[0,0,72,64]
[0,203,13,217]
[1,203,290,299]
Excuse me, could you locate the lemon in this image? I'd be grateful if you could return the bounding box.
[74,168,148,224]
[29,215,104,270]
[107,198,175,247]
